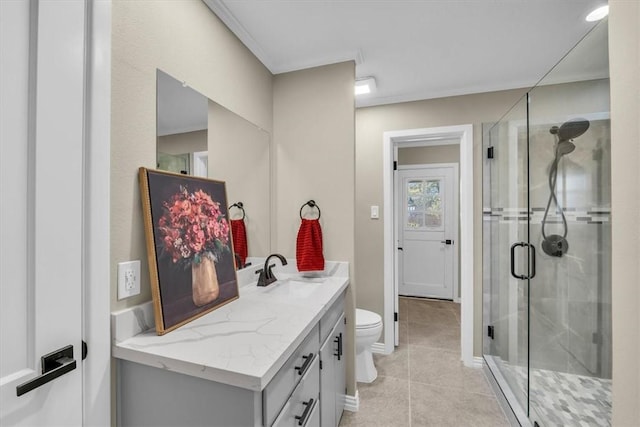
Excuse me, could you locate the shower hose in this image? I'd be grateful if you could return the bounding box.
[541,151,568,241]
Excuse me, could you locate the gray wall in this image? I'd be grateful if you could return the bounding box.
[157,129,207,155]
[111,0,273,312]
[355,88,527,355]
[208,102,271,258]
[273,61,357,395]
[398,144,459,165]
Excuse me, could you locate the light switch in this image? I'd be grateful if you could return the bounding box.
[118,260,141,300]
[370,205,380,219]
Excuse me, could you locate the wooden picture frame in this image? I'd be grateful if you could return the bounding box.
[138,167,239,335]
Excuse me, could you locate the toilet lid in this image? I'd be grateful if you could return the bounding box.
[356,309,382,328]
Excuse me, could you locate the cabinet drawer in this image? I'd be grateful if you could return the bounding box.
[320,294,345,344]
[264,325,319,426]
[272,356,320,427]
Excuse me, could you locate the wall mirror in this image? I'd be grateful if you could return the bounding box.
[156,69,271,268]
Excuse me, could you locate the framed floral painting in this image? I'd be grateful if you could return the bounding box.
[139,168,239,335]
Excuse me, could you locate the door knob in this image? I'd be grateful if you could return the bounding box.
[440,239,453,245]
[16,345,77,396]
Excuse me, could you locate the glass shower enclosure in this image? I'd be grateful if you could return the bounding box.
[483,20,611,426]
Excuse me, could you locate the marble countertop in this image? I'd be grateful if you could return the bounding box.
[111,260,349,392]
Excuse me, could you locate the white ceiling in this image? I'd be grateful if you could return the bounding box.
[203,0,607,107]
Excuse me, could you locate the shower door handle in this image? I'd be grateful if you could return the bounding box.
[510,242,536,280]
[528,243,536,279]
[510,242,526,280]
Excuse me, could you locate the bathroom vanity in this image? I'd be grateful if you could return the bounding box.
[112,261,348,427]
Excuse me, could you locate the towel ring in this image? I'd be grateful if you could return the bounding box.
[228,202,246,220]
[300,200,321,220]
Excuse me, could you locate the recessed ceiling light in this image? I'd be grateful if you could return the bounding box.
[355,77,376,96]
[586,5,609,22]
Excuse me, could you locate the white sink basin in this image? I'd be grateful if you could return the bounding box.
[259,278,323,299]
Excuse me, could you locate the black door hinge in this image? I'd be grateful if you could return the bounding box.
[319,360,323,370]
[487,325,494,339]
[487,146,494,159]
[82,341,88,360]
[393,161,397,170]
[394,312,398,322]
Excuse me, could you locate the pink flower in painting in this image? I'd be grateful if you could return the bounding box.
[157,185,230,267]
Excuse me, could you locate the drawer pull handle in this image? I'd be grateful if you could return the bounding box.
[333,333,343,360]
[295,398,315,426]
[294,353,314,376]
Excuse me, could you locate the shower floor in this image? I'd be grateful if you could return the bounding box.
[489,358,611,426]
[529,368,611,426]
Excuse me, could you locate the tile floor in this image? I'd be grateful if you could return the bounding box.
[339,297,511,427]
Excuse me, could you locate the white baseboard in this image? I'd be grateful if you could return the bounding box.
[344,390,359,412]
[472,356,484,369]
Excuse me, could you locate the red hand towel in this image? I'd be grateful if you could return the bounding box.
[296,219,325,272]
[230,219,248,268]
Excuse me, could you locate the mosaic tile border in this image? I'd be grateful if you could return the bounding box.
[483,207,611,224]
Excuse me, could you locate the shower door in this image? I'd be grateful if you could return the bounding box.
[525,20,611,426]
[483,19,612,426]
[483,95,532,421]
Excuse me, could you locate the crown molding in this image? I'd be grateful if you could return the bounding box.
[202,0,276,71]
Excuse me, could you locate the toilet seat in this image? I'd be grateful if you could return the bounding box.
[356,309,382,329]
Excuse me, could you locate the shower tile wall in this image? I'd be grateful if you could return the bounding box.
[528,118,612,379]
[485,118,612,380]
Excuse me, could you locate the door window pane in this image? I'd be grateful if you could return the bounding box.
[406,179,443,229]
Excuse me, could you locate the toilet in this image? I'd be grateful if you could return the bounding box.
[355,308,383,383]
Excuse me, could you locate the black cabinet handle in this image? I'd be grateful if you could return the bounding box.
[294,353,314,376]
[295,398,315,426]
[333,332,343,360]
[16,345,76,396]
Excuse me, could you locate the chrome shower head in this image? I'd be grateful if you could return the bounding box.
[557,118,590,142]
[556,141,576,155]
[549,118,590,156]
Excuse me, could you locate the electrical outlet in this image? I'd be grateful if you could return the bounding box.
[118,260,141,300]
[125,269,136,290]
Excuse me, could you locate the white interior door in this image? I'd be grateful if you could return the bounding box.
[398,165,458,299]
[1,1,86,424]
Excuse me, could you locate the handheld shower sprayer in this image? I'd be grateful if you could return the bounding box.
[541,118,590,257]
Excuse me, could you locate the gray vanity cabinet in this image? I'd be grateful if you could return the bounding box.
[116,288,347,427]
[319,304,346,427]
[264,325,320,427]
[271,356,320,427]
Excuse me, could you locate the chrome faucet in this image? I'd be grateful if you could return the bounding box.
[256,254,288,287]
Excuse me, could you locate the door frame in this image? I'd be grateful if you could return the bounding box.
[397,163,459,301]
[83,0,111,424]
[382,124,474,367]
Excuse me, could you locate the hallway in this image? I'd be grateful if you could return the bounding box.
[340,297,510,426]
